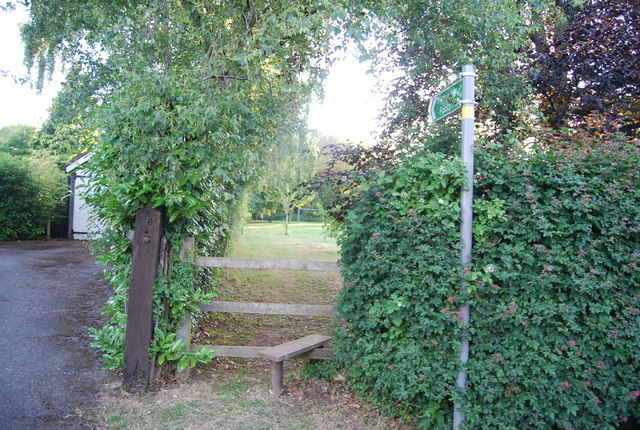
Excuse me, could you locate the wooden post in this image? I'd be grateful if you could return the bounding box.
[123,203,162,390]
[270,361,284,396]
[179,236,195,260]
[175,237,195,380]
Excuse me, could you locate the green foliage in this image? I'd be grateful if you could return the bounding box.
[301,360,342,381]
[22,0,346,372]
[0,151,67,240]
[27,150,69,222]
[33,62,106,163]
[259,137,319,235]
[0,124,36,156]
[0,153,43,239]
[341,0,569,140]
[150,328,214,372]
[82,69,248,243]
[335,151,466,427]
[335,132,640,428]
[89,232,216,370]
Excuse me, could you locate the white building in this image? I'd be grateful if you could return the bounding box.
[65,152,103,239]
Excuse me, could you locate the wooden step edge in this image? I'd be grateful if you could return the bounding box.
[257,334,331,362]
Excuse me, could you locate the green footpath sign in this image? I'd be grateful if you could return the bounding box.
[428,79,463,122]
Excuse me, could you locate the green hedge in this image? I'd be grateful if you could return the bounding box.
[0,153,46,240]
[335,135,640,428]
[0,152,67,240]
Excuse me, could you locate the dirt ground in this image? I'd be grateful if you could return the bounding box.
[100,367,416,430]
[0,240,118,429]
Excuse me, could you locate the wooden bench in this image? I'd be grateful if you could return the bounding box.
[257,334,332,396]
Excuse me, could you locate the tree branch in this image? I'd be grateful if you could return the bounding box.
[204,73,260,81]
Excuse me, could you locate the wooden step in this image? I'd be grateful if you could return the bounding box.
[257,334,331,362]
[257,335,332,396]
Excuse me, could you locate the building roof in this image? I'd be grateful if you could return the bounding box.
[64,152,93,174]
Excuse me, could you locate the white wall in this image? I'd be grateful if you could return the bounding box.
[66,153,104,240]
[71,173,92,239]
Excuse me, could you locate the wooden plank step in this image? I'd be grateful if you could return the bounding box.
[187,344,335,360]
[257,334,331,362]
[194,257,340,272]
[198,301,335,317]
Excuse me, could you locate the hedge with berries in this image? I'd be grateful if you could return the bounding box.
[333,130,640,429]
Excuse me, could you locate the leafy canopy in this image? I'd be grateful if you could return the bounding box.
[19,0,347,371]
[533,0,640,136]
[259,135,319,234]
[0,124,36,156]
[340,0,569,142]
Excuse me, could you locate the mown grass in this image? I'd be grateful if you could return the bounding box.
[218,221,341,306]
[230,221,339,260]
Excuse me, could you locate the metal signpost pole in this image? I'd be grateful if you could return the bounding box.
[453,64,476,430]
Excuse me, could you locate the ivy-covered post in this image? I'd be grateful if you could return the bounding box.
[175,236,195,380]
[453,64,476,430]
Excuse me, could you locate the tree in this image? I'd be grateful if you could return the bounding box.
[304,138,400,229]
[34,62,106,161]
[19,0,344,374]
[0,124,68,239]
[340,0,567,145]
[260,138,318,235]
[533,0,640,136]
[0,150,66,240]
[27,151,68,239]
[0,124,36,156]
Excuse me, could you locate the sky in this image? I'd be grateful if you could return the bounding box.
[0,6,387,144]
[0,5,62,129]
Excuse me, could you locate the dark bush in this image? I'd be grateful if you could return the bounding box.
[335,132,640,428]
[0,153,45,240]
[0,152,67,240]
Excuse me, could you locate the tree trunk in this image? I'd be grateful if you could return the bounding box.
[284,211,290,236]
[46,218,51,241]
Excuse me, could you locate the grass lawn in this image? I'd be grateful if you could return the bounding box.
[229,221,339,261]
[218,221,341,306]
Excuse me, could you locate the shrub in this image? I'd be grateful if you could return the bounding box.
[335,133,640,428]
[0,153,43,239]
[0,152,66,240]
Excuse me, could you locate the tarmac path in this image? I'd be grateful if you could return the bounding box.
[0,240,117,429]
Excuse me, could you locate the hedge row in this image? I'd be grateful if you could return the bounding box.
[0,153,55,240]
[335,134,639,429]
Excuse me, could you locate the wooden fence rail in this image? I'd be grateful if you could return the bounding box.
[177,241,338,388]
[194,256,340,272]
[198,301,334,317]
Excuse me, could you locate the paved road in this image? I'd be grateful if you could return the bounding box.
[0,240,117,429]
